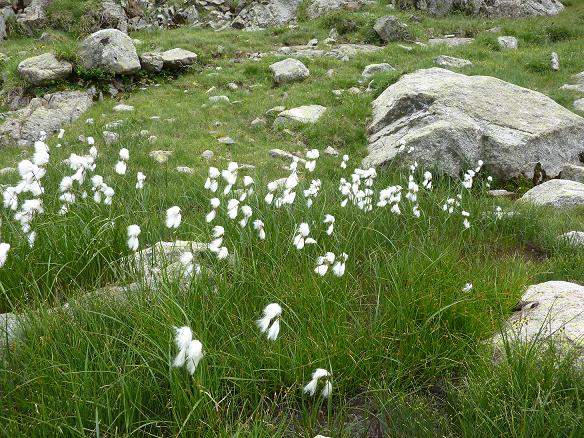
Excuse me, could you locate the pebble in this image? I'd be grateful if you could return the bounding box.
[218,136,235,145]
[113,104,135,112]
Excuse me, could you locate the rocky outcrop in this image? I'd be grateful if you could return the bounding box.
[17,52,72,85]
[520,179,584,209]
[492,281,584,362]
[308,0,372,18]
[232,0,301,30]
[362,63,395,77]
[0,90,93,147]
[16,0,52,33]
[399,0,564,18]
[88,0,129,33]
[364,68,584,180]
[374,15,411,43]
[79,28,140,74]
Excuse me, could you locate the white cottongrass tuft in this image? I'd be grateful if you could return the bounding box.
[462,283,473,293]
[340,154,349,169]
[180,252,199,277]
[303,368,332,398]
[256,303,282,341]
[293,223,316,250]
[172,326,204,375]
[136,172,146,189]
[166,206,182,229]
[323,214,335,236]
[0,242,10,267]
[127,224,141,251]
[253,219,266,240]
[206,197,220,223]
[332,252,348,277]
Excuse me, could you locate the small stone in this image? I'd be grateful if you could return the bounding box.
[251,117,266,126]
[574,98,584,112]
[176,166,194,174]
[86,118,95,124]
[428,37,474,47]
[113,104,134,112]
[362,63,395,78]
[148,135,157,144]
[433,55,473,68]
[487,189,518,199]
[326,69,335,77]
[103,131,119,144]
[498,36,518,50]
[324,146,339,156]
[269,149,306,163]
[332,90,343,96]
[269,58,310,84]
[551,52,560,71]
[201,150,214,159]
[559,231,584,246]
[209,95,230,104]
[348,87,361,94]
[105,120,124,130]
[17,53,73,86]
[150,116,161,121]
[218,136,235,145]
[307,38,318,47]
[275,105,327,125]
[227,82,239,90]
[487,26,502,33]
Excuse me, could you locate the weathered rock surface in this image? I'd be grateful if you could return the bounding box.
[17,53,72,85]
[560,164,584,183]
[89,0,128,33]
[520,179,584,209]
[308,0,372,18]
[269,148,307,163]
[559,231,584,246]
[428,37,474,46]
[140,52,164,72]
[269,58,310,84]
[364,68,584,180]
[275,105,327,125]
[0,91,93,147]
[492,281,584,361]
[498,35,518,49]
[16,0,51,32]
[374,15,410,42]
[0,5,15,40]
[79,28,140,74]
[232,0,301,30]
[160,48,197,69]
[433,55,472,68]
[403,0,564,18]
[362,63,395,77]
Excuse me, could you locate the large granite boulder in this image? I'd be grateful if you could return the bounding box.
[269,58,310,84]
[16,0,51,33]
[79,28,140,74]
[232,0,301,30]
[399,0,564,18]
[160,48,197,69]
[374,15,411,43]
[308,0,373,18]
[492,281,584,362]
[520,179,584,209]
[0,90,93,147]
[364,68,584,180]
[17,52,72,85]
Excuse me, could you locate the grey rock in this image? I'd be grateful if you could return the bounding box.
[365,68,584,180]
[104,120,124,130]
[362,63,395,78]
[79,29,140,74]
[364,68,584,180]
[140,52,164,73]
[103,131,119,144]
[551,52,560,71]
[492,281,584,363]
[409,0,563,18]
[269,148,306,163]
[90,0,128,33]
[560,164,584,183]
[232,0,301,30]
[0,91,93,147]
[0,6,15,40]
[209,95,230,104]
[160,48,197,69]
[487,189,518,199]
[266,106,285,115]
[559,231,584,246]
[113,104,134,112]
[521,179,584,209]
[328,44,383,59]
[176,166,194,174]
[574,99,584,112]
[218,136,235,144]
[374,15,410,43]
[498,35,518,49]
[16,0,51,33]
[269,58,310,84]
[17,53,72,85]
[433,55,472,68]
[201,149,214,159]
[324,146,339,156]
[251,117,266,126]
[428,37,474,46]
[275,105,327,125]
[309,0,372,18]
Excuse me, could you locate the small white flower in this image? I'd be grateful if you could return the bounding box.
[127,224,141,251]
[166,206,182,229]
[115,160,127,175]
[119,148,130,161]
[462,283,473,292]
[253,219,266,240]
[172,326,204,375]
[256,303,282,341]
[0,242,10,267]
[303,368,332,398]
[180,252,195,276]
[136,172,146,189]
[323,214,335,235]
[332,253,348,277]
[293,223,315,250]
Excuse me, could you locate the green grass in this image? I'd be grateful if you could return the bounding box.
[1,0,584,436]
